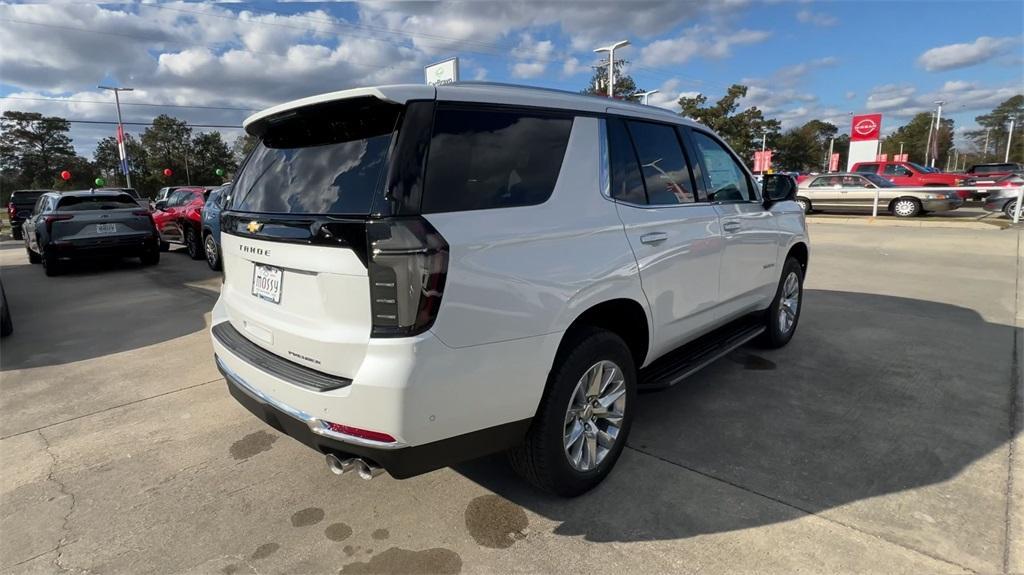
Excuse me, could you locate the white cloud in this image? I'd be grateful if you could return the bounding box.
[510,33,554,79]
[640,26,771,66]
[845,91,857,100]
[796,9,837,27]
[512,61,547,79]
[562,57,589,78]
[917,36,1018,71]
[865,84,917,112]
[863,80,1022,118]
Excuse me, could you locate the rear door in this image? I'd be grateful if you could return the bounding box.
[220,96,404,378]
[805,175,845,207]
[607,117,723,357]
[685,128,780,320]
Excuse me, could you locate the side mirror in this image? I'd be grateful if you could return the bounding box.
[154,200,168,211]
[762,174,796,206]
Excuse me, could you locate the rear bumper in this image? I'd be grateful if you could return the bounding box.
[219,356,529,479]
[51,233,157,257]
[920,198,961,212]
[983,198,1013,212]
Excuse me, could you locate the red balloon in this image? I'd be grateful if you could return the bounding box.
[163,168,173,177]
[60,170,71,181]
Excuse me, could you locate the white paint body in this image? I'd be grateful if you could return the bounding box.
[215,84,809,449]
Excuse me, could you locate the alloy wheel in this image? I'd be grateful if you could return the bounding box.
[778,271,800,334]
[204,234,218,268]
[186,229,198,257]
[563,360,627,472]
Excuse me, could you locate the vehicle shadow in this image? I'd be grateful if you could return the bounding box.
[0,243,220,371]
[455,289,1017,542]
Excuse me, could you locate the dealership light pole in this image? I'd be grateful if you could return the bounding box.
[924,112,936,166]
[594,40,630,98]
[637,89,659,105]
[899,141,904,157]
[826,137,834,171]
[98,85,134,188]
[930,100,945,168]
[1006,116,1016,163]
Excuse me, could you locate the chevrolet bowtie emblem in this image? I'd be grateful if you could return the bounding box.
[247,221,263,234]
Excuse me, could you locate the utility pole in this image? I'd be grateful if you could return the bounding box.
[1006,116,1016,163]
[594,40,630,98]
[899,141,904,158]
[983,128,990,158]
[98,85,134,188]
[637,90,659,105]
[924,112,936,166]
[931,100,945,168]
[826,137,834,171]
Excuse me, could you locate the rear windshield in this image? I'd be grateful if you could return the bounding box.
[971,164,1015,174]
[11,191,45,204]
[57,194,138,211]
[231,97,401,215]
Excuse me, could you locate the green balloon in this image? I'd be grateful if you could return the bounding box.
[94,177,106,187]
[215,168,225,177]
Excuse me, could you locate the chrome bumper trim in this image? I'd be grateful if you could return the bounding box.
[215,354,406,450]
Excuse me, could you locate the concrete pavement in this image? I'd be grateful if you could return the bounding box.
[0,223,1020,574]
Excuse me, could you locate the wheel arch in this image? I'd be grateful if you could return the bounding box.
[555,298,650,371]
[785,242,809,274]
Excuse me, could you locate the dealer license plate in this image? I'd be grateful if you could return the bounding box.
[95,223,117,234]
[252,264,283,304]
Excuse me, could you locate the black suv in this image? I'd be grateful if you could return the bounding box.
[7,190,51,240]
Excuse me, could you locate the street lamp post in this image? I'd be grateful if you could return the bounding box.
[98,85,134,188]
[931,100,945,168]
[637,89,659,105]
[826,137,834,172]
[593,40,630,98]
[1006,116,1016,163]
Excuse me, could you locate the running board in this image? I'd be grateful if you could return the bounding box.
[640,318,765,390]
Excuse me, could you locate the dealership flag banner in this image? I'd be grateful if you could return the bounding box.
[754,150,773,172]
[876,154,889,161]
[116,125,129,177]
[829,153,840,172]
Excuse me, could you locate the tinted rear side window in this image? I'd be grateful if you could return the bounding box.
[12,191,44,205]
[57,194,138,211]
[607,118,646,204]
[421,107,573,213]
[232,97,401,215]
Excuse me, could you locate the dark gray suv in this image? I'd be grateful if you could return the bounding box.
[22,190,161,276]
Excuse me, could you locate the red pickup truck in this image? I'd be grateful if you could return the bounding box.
[851,161,970,198]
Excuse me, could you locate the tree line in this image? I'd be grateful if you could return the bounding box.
[1,111,258,203]
[585,60,1022,172]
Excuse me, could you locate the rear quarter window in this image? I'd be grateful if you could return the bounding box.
[421,106,573,213]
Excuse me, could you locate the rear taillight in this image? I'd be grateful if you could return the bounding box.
[323,421,396,443]
[44,214,73,234]
[6,203,14,219]
[366,217,448,338]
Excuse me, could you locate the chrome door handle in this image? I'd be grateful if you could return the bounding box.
[640,232,668,245]
[722,221,742,233]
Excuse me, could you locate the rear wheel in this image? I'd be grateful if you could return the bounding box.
[756,257,804,349]
[795,197,811,214]
[26,245,40,264]
[185,227,203,260]
[140,246,160,266]
[892,198,921,218]
[508,328,636,497]
[1004,200,1019,220]
[0,287,11,338]
[159,240,170,252]
[204,232,221,271]
[42,249,61,277]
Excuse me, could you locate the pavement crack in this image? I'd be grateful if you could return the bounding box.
[625,444,976,574]
[38,429,78,573]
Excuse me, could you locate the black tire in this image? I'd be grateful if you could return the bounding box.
[795,197,811,214]
[891,198,921,218]
[140,246,160,266]
[203,231,221,271]
[12,227,23,240]
[159,240,170,252]
[185,226,203,260]
[756,257,804,349]
[1,286,12,338]
[26,246,41,264]
[1004,200,1019,220]
[42,249,61,277]
[508,328,637,497]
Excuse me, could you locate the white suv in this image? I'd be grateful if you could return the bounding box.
[211,83,809,496]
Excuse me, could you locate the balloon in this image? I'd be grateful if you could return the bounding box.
[60,170,71,181]
[163,168,173,177]
[215,168,225,177]
[94,177,106,187]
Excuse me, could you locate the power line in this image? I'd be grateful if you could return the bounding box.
[65,119,242,129]
[2,96,256,112]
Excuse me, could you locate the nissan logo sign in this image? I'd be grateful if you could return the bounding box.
[854,118,878,136]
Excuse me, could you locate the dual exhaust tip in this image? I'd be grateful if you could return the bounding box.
[325,453,384,480]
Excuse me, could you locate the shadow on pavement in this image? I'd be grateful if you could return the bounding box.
[0,243,219,370]
[456,289,1017,542]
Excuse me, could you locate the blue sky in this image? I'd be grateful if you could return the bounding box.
[0,1,1021,154]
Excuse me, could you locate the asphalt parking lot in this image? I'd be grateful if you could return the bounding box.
[1,222,1021,575]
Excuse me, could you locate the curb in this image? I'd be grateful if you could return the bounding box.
[806,216,1012,231]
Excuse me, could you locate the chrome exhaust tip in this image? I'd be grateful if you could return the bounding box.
[325,453,356,476]
[356,459,384,480]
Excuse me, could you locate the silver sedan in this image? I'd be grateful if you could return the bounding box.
[796,172,962,217]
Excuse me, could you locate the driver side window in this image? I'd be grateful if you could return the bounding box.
[690,131,752,202]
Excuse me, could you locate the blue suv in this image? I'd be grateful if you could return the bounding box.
[201,184,230,270]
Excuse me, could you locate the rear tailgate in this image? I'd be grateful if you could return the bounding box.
[51,209,154,242]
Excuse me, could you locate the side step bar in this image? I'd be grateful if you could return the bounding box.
[640,317,765,390]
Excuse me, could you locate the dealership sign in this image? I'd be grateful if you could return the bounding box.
[851,113,882,142]
[425,57,459,86]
